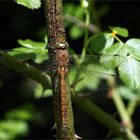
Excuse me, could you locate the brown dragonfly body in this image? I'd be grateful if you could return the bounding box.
[53,43,70,135]
[45,0,75,138]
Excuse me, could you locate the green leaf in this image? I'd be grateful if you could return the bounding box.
[0,120,29,139]
[75,5,85,19]
[100,42,128,69]
[63,3,75,16]
[44,35,48,45]
[18,39,46,49]
[69,63,113,92]
[110,26,129,37]
[90,33,114,54]
[64,4,84,20]
[9,47,48,64]
[15,0,41,10]
[34,84,52,99]
[118,56,140,89]
[8,39,48,63]
[6,109,33,121]
[126,38,140,61]
[116,86,137,101]
[69,26,84,39]
[69,68,100,92]
[8,47,37,61]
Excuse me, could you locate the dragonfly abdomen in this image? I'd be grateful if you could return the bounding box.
[59,69,68,135]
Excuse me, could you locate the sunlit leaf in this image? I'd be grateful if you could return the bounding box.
[118,56,140,89]
[8,39,48,64]
[8,47,36,61]
[9,47,48,64]
[100,42,128,69]
[18,39,46,49]
[33,51,48,64]
[69,63,112,92]
[126,38,140,61]
[15,0,41,10]
[110,26,129,37]
[90,33,114,54]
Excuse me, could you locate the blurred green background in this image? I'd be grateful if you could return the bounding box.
[0,0,140,139]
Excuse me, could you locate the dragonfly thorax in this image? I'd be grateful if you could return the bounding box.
[55,48,69,75]
[57,66,68,76]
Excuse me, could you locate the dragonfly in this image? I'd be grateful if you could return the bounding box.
[0,43,128,139]
[1,43,126,94]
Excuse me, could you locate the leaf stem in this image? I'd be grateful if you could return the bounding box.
[71,2,90,88]
[127,100,137,117]
[113,34,123,43]
[81,2,90,61]
[107,76,133,131]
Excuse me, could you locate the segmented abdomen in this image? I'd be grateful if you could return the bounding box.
[60,72,68,134]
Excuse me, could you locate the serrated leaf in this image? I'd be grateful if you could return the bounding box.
[69,26,84,39]
[110,26,129,37]
[118,56,140,89]
[90,33,114,54]
[15,0,41,10]
[126,38,140,61]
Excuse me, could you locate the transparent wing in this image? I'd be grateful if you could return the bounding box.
[68,54,126,92]
[1,49,127,92]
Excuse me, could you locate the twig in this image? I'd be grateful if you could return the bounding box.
[64,14,99,33]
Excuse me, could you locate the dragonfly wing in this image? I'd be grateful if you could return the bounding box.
[69,54,125,92]
[69,54,127,69]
